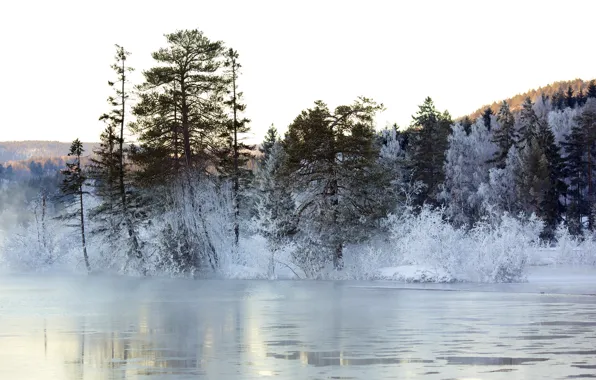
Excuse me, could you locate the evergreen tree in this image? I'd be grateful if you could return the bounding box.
[575,103,596,230]
[588,80,596,99]
[98,45,142,263]
[254,141,295,277]
[562,125,587,235]
[515,138,549,219]
[60,139,90,272]
[260,125,278,162]
[565,86,576,109]
[576,88,587,107]
[490,101,516,169]
[562,102,596,233]
[461,116,473,135]
[223,48,251,246]
[407,97,452,206]
[536,120,567,239]
[482,107,494,131]
[517,97,540,149]
[132,29,229,184]
[551,89,566,111]
[88,125,120,238]
[283,97,386,271]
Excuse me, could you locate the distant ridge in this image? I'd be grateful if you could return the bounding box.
[466,78,594,120]
[0,141,99,163]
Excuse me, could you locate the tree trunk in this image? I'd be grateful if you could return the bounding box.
[588,149,593,231]
[79,185,91,273]
[180,81,192,168]
[231,58,240,246]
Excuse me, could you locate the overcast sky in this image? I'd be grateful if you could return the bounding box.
[1,0,595,143]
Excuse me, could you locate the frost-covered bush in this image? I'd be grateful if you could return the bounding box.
[549,225,596,266]
[1,215,77,272]
[382,207,542,282]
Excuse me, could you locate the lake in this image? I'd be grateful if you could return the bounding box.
[1,271,595,379]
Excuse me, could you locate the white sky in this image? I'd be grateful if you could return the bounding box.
[0,0,594,143]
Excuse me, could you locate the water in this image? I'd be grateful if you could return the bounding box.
[1,273,596,379]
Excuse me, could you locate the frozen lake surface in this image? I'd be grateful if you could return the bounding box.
[1,267,596,379]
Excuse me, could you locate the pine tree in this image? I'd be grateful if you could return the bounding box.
[588,80,596,99]
[283,97,386,271]
[132,29,228,182]
[491,101,516,169]
[482,107,494,131]
[98,45,142,263]
[407,97,452,206]
[60,139,90,272]
[222,48,251,246]
[88,125,120,238]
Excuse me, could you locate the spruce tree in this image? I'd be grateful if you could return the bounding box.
[536,121,566,239]
[260,125,278,162]
[565,86,576,109]
[517,97,539,149]
[482,107,494,131]
[574,104,596,230]
[407,97,452,206]
[562,125,586,235]
[552,89,566,111]
[577,88,587,107]
[254,141,295,276]
[60,139,90,272]
[490,101,516,169]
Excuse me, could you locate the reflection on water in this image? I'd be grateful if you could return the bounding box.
[0,276,595,379]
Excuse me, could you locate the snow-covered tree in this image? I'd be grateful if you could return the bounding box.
[441,119,497,226]
[548,107,580,146]
[491,101,516,169]
[253,142,295,276]
[479,146,522,215]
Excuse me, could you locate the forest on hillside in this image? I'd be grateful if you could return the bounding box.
[0,141,98,162]
[1,28,596,282]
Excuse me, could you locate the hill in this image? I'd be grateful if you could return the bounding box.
[0,141,99,163]
[466,78,594,120]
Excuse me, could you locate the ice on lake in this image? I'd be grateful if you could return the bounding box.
[1,267,596,379]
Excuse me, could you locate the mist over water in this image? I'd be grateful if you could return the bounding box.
[1,275,595,379]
